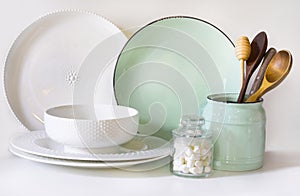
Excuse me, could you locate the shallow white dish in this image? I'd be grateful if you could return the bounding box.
[9,145,169,168]
[10,131,171,161]
[44,105,139,148]
[4,10,127,131]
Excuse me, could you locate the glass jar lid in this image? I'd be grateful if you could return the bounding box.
[180,114,205,127]
[172,115,211,138]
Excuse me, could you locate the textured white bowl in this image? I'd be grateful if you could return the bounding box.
[44,105,139,148]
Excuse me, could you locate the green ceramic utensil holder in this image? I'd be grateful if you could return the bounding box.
[201,93,266,171]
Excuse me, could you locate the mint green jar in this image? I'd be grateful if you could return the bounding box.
[201,93,266,171]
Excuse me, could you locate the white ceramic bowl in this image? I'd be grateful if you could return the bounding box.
[44,105,139,148]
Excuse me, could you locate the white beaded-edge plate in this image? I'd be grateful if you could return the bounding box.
[9,145,169,168]
[4,10,127,131]
[10,131,171,161]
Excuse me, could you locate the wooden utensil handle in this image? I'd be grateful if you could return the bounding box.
[249,48,276,95]
[240,60,245,87]
[246,87,265,102]
[237,74,251,102]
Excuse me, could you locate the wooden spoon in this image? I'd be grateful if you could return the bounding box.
[235,36,251,86]
[249,48,277,95]
[246,50,292,102]
[237,31,268,103]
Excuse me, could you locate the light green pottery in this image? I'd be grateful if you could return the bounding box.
[114,16,240,140]
[201,93,266,171]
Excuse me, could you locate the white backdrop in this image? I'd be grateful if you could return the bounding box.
[0,0,299,195]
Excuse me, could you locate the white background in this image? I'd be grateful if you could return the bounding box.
[1,0,300,195]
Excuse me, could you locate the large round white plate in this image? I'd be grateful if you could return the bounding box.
[9,145,169,168]
[4,10,127,131]
[10,131,171,161]
[114,16,239,139]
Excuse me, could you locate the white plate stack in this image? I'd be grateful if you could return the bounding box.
[5,10,171,169]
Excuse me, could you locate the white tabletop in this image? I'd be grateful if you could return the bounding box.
[1,134,300,195]
[1,0,300,195]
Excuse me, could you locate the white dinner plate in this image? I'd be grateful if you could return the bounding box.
[4,10,127,131]
[10,131,171,161]
[9,145,169,168]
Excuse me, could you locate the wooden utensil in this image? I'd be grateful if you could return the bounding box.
[249,48,277,95]
[246,50,292,102]
[237,32,268,103]
[235,36,251,86]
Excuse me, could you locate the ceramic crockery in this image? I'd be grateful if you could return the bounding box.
[44,104,139,148]
[201,93,266,171]
[4,10,127,131]
[114,16,240,140]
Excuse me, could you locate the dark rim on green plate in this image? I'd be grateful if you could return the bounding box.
[113,15,235,91]
[113,16,238,140]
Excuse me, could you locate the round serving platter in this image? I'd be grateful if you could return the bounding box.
[114,16,239,139]
[4,10,127,131]
[10,131,171,161]
[9,145,169,169]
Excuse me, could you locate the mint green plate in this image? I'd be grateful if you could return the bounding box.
[114,16,239,139]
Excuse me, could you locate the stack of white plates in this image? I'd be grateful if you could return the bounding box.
[5,10,171,168]
[9,131,170,168]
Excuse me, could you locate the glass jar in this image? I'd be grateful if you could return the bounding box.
[170,115,213,178]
